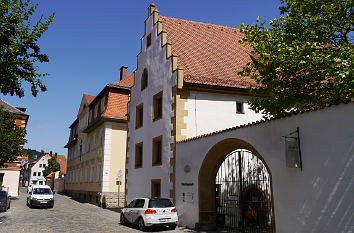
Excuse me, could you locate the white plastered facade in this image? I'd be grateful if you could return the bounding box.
[126,9,264,205]
[176,102,354,232]
[182,91,263,138]
[126,12,177,204]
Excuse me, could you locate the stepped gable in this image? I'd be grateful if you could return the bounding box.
[159,16,257,89]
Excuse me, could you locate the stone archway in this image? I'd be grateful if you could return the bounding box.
[198,138,275,231]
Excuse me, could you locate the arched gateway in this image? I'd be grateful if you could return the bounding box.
[198,138,275,232]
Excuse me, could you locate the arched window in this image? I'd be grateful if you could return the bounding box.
[141,68,148,90]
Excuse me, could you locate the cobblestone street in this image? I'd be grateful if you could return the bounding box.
[0,188,193,233]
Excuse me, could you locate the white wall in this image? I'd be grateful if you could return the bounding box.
[126,13,177,203]
[176,102,354,232]
[0,169,20,197]
[182,91,263,138]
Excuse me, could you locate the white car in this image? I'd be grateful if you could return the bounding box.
[27,185,54,208]
[120,198,178,231]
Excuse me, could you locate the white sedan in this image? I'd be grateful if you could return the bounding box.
[120,198,178,231]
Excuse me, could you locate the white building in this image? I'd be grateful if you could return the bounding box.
[126,4,263,205]
[0,167,21,197]
[28,154,50,186]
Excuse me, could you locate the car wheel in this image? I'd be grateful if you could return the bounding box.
[169,224,176,230]
[138,217,145,231]
[120,214,126,225]
[7,203,10,210]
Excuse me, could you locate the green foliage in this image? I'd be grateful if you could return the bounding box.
[0,0,55,98]
[239,0,353,117]
[22,148,41,160]
[0,105,26,166]
[43,155,60,177]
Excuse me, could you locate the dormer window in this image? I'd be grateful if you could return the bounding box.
[141,69,148,90]
[146,34,151,48]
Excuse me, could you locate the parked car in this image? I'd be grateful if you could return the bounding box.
[27,185,54,208]
[0,189,11,212]
[120,197,178,231]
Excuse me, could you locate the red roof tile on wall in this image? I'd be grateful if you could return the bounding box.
[55,154,67,174]
[160,16,258,89]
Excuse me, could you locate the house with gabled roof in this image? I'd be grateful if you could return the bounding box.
[125,3,263,209]
[65,67,134,207]
[0,99,30,196]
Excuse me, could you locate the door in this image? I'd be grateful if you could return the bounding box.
[215,149,273,232]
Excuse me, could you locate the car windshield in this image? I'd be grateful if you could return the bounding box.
[148,199,174,208]
[33,188,52,195]
[0,191,7,198]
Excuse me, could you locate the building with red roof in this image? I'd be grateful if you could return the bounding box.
[65,67,134,207]
[125,3,264,212]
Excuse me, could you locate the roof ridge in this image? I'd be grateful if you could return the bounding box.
[0,99,27,115]
[159,15,240,31]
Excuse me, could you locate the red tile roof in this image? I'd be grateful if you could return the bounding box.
[102,73,134,119]
[109,73,135,88]
[84,94,96,105]
[102,90,130,119]
[160,16,258,89]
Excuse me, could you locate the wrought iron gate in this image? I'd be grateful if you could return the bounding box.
[215,149,274,233]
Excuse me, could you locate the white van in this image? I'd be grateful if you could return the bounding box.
[27,185,54,208]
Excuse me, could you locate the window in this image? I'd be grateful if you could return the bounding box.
[80,168,84,183]
[39,164,42,168]
[96,164,101,182]
[33,172,36,176]
[0,173,4,186]
[39,181,43,185]
[90,165,94,182]
[135,143,143,168]
[236,102,244,114]
[152,136,162,166]
[85,166,88,182]
[153,92,163,121]
[135,199,145,208]
[136,104,143,128]
[146,34,151,48]
[151,179,161,198]
[38,172,41,177]
[141,69,148,90]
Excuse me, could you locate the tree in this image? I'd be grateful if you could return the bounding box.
[0,105,26,166]
[239,0,353,117]
[22,148,41,160]
[43,156,60,177]
[0,0,55,98]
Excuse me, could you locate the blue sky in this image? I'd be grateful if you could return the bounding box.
[1,0,281,156]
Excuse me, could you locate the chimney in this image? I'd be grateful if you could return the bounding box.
[50,151,52,156]
[55,152,57,157]
[120,66,128,81]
